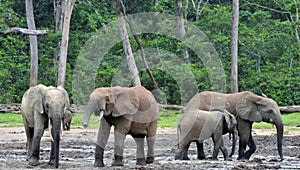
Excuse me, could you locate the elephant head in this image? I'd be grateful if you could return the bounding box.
[29,84,69,167]
[236,92,284,160]
[223,110,238,157]
[82,86,139,128]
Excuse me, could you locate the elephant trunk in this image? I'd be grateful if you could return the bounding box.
[275,122,284,160]
[52,116,61,168]
[82,109,93,128]
[229,127,238,157]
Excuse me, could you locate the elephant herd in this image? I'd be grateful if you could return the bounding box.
[20,84,284,168]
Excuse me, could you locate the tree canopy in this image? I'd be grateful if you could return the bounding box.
[0,0,299,106]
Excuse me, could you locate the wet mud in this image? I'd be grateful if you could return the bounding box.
[0,127,299,169]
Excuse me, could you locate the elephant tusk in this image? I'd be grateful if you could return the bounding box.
[49,120,54,142]
[98,110,104,121]
[60,121,63,140]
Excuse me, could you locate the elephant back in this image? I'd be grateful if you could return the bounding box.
[131,86,159,124]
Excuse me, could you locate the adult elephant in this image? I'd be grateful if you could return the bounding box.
[186,91,284,160]
[81,86,159,167]
[21,84,70,168]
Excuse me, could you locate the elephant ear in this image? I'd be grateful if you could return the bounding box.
[28,85,44,114]
[57,86,70,112]
[236,92,263,122]
[111,87,139,117]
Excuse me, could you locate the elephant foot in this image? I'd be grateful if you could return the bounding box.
[48,159,60,167]
[211,157,218,161]
[245,151,253,160]
[136,158,146,165]
[112,155,124,166]
[146,156,154,164]
[48,159,54,165]
[94,160,104,167]
[224,157,232,161]
[174,153,183,160]
[29,157,39,166]
[197,155,205,160]
[237,155,248,161]
[182,155,190,160]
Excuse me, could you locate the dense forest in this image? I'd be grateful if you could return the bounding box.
[0,0,299,106]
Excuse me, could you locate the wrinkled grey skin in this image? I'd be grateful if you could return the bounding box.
[186,91,284,160]
[82,86,159,167]
[21,84,70,168]
[62,110,72,131]
[175,109,237,160]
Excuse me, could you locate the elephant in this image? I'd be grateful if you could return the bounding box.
[175,109,238,161]
[81,86,159,167]
[62,110,72,131]
[21,84,70,168]
[186,91,284,160]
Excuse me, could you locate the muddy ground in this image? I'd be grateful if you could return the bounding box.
[0,127,300,169]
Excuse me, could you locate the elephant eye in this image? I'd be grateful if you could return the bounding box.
[105,96,110,102]
[45,103,50,109]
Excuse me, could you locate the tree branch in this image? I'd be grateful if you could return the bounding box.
[3,27,51,35]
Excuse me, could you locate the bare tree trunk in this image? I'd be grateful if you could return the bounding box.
[54,0,65,32]
[175,0,189,61]
[230,0,239,93]
[25,0,38,87]
[57,0,75,87]
[113,0,141,86]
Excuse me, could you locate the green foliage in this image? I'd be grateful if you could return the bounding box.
[0,0,299,106]
[0,113,23,127]
[157,110,182,128]
[1,112,299,129]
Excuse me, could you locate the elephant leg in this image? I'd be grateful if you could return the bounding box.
[49,141,55,165]
[67,118,71,130]
[112,130,126,166]
[25,126,34,161]
[196,141,205,160]
[30,115,46,166]
[112,117,131,166]
[220,145,229,161]
[182,141,191,160]
[94,119,111,167]
[237,119,251,160]
[245,132,256,159]
[133,135,146,165]
[22,117,33,161]
[146,120,157,164]
[212,134,223,160]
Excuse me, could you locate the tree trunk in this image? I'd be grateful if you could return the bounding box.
[175,0,189,61]
[54,0,65,32]
[25,0,38,87]
[57,0,75,87]
[230,0,239,93]
[113,0,141,86]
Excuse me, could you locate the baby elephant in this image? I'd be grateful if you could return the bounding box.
[62,110,73,131]
[175,109,237,160]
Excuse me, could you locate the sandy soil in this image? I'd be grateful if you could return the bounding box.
[0,127,300,169]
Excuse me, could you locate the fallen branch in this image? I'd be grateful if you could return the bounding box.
[279,106,300,114]
[3,27,51,35]
[159,104,185,111]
